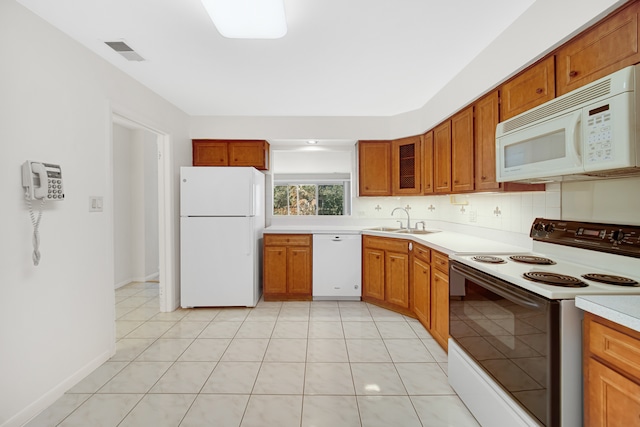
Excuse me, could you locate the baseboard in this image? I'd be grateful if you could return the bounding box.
[114,271,159,289]
[3,349,112,427]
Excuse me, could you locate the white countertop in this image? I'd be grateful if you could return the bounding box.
[264,226,528,255]
[576,295,640,333]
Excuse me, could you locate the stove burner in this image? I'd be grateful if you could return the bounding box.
[510,255,556,265]
[472,255,506,264]
[523,272,588,287]
[582,273,640,287]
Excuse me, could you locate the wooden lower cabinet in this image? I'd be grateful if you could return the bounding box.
[584,312,640,426]
[411,243,431,328]
[263,234,312,300]
[430,251,449,351]
[362,235,411,315]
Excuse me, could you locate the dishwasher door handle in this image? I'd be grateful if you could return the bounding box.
[331,236,342,241]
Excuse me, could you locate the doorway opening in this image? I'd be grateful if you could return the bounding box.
[111,111,176,312]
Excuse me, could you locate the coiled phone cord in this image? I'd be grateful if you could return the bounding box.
[27,198,45,266]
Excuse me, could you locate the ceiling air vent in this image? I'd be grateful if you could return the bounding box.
[105,41,145,62]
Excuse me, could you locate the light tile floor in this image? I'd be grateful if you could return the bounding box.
[26,282,480,427]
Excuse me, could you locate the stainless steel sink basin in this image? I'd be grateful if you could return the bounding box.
[367,227,439,235]
[394,229,440,235]
[367,226,402,232]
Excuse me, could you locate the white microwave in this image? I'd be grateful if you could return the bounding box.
[496,64,640,183]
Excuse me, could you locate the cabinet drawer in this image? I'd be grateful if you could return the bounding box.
[264,234,311,246]
[413,243,431,263]
[588,315,640,380]
[363,235,409,253]
[432,251,449,273]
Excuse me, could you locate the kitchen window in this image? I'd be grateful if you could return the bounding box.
[273,174,351,216]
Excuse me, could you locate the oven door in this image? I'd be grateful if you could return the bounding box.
[449,261,560,427]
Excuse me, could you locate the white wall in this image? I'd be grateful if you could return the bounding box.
[0,1,189,426]
[113,125,159,288]
[143,132,159,279]
[562,177,640,225]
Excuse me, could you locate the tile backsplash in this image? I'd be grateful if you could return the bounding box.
[352,184,560,235]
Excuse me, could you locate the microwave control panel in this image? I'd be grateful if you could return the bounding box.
[585,104,613,164]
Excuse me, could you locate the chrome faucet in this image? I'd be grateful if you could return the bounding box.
[391,207,411,230]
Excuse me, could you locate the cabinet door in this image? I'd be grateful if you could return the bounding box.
[422,131,434,194]
[500,56,555,121]
[263,246,287,294]
[358,141,392,196]
[432,268,449,351]
[385,251,409,309]
[228,141,269,170]
[557,2,640,96]
[585,358,640,427]
[192,140,228,166]
[433,121,452,194]
[287,246,312,295]
[392,136,422,195]
[412,257,431,328]
[451,106,474,193]
[363,247,385,301]
[474,91,500,191]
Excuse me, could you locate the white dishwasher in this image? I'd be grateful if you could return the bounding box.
[312,233,362,300]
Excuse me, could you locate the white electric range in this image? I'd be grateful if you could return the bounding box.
[447,218,640,427]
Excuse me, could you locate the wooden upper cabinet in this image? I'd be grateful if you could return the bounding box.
[422,131,434,194]
[433,121,452,193]
[500,56,555,121]
[556,2,640,96]
[228,140,270,169]
[451,106,474,193]
[392,136,422,195]
[192,140,228,166]
[358,141,392,196]
[475,91,500,191]
[192,139,269,170]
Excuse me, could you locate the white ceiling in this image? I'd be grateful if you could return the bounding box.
[16,0,535,117]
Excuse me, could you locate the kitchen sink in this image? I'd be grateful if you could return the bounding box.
[367,226,402,232]
[394,229,440,235]
[367,227,439,235]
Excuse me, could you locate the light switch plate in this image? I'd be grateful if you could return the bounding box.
[89,196,103,212]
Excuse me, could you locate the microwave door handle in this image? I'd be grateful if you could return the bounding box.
[569,111,582,164]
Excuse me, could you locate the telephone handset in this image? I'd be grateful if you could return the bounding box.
[22,161,64,266]
[22,161,65,201]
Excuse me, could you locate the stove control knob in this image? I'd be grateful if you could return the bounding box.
[544,224,555,233]
[611,229,626,243]
[533,222,545,232]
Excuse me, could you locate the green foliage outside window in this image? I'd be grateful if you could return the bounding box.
[273,184,344,215]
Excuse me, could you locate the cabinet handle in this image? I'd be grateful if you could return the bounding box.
[423,270,427,274]
[481,176,487,180]
[454,180,459,184]
[569,70,578,77]
[426,184,431,188]
[535,88,543,94]
[443,181,448,185]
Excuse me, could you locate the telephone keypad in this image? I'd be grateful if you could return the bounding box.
[47,177,64,199]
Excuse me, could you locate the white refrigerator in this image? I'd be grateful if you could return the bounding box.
[180,167,265,308]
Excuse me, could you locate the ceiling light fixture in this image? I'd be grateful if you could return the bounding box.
[201,0,287,39]
[307,140,318,145]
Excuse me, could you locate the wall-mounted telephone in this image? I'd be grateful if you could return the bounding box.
[22,161,65,201]
[22,161,64,266]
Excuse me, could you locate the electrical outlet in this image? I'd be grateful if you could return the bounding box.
[469,210,477,222]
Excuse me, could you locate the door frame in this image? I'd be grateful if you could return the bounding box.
[110,109,177,312]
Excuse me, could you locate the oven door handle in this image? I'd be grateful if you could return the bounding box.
[450,263,546,310]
